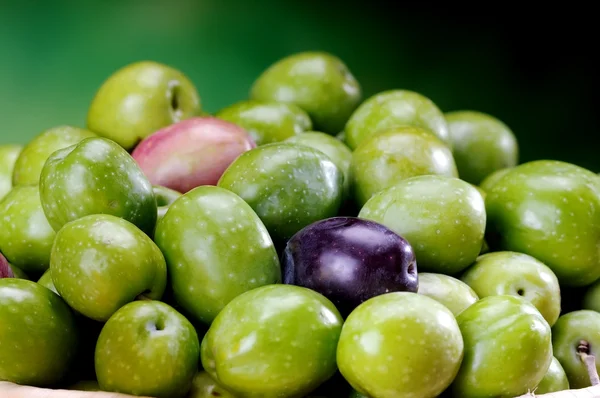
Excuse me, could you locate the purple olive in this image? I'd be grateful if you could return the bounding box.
[282,216,418,316]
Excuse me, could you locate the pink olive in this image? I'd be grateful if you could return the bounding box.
[132,117,256,193]
[0,253,13,279]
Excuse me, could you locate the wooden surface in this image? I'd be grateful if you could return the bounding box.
[0,383,148,398]
[2,382,600,398]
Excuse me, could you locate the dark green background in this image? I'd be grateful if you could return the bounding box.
[1,1,597,171]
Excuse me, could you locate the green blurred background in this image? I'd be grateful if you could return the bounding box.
[1,1,597,171]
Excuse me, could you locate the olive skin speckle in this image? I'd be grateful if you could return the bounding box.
[250,51,362,135]
[50,213,167,322]
[451,295,553,398]
[484,160,600,287]
[217,142,344,244]
[350,126,458,207]
[1,52,592,398]
[86,61,203,151]
[216,100,313,146]
[11,125,97,187]
[0,185,56,274]
[0,279,79,387]
[286,131,353,203]
[417,273,479,317]
[359,174,486,275]
[39,137,158,236]
[337,292,464,398]
[154,186,281,326]
[95,300,200,398]
[445,110,519,186]
[345,89,452,151]
[460,251,561,327]
[201,285,343,398]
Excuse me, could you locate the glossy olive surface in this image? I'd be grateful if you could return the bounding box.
[451,295,553,397]
[95,300,200,398]
[11,126,96,186]
[39,137,157,236]
[286,131,353,201]
[86,61,202,150]
[461,251,561,326]
[50,214,167,322]
[485,160,600,286]
[250,51,362,134]
[345,89,451,150]
[154,185,281,325]
[445,110,518,185]
[337,292,464,398]
[351,126,458,207]
[359,175,486,275]
[282,216,418,317]
[417,272,478,316]
[131,117,256,193]
[552,310,600,389]
[201,284,343,398]
[534,357,570,394]
[0,279,79,386]
[0,185,56,274]
[218,142,343,243]
[216,100,312,145]
[37,270,58,295]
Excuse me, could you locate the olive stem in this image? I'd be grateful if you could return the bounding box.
[580,352,600,386]
[513,341,600,397]
[578,340,600,386]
